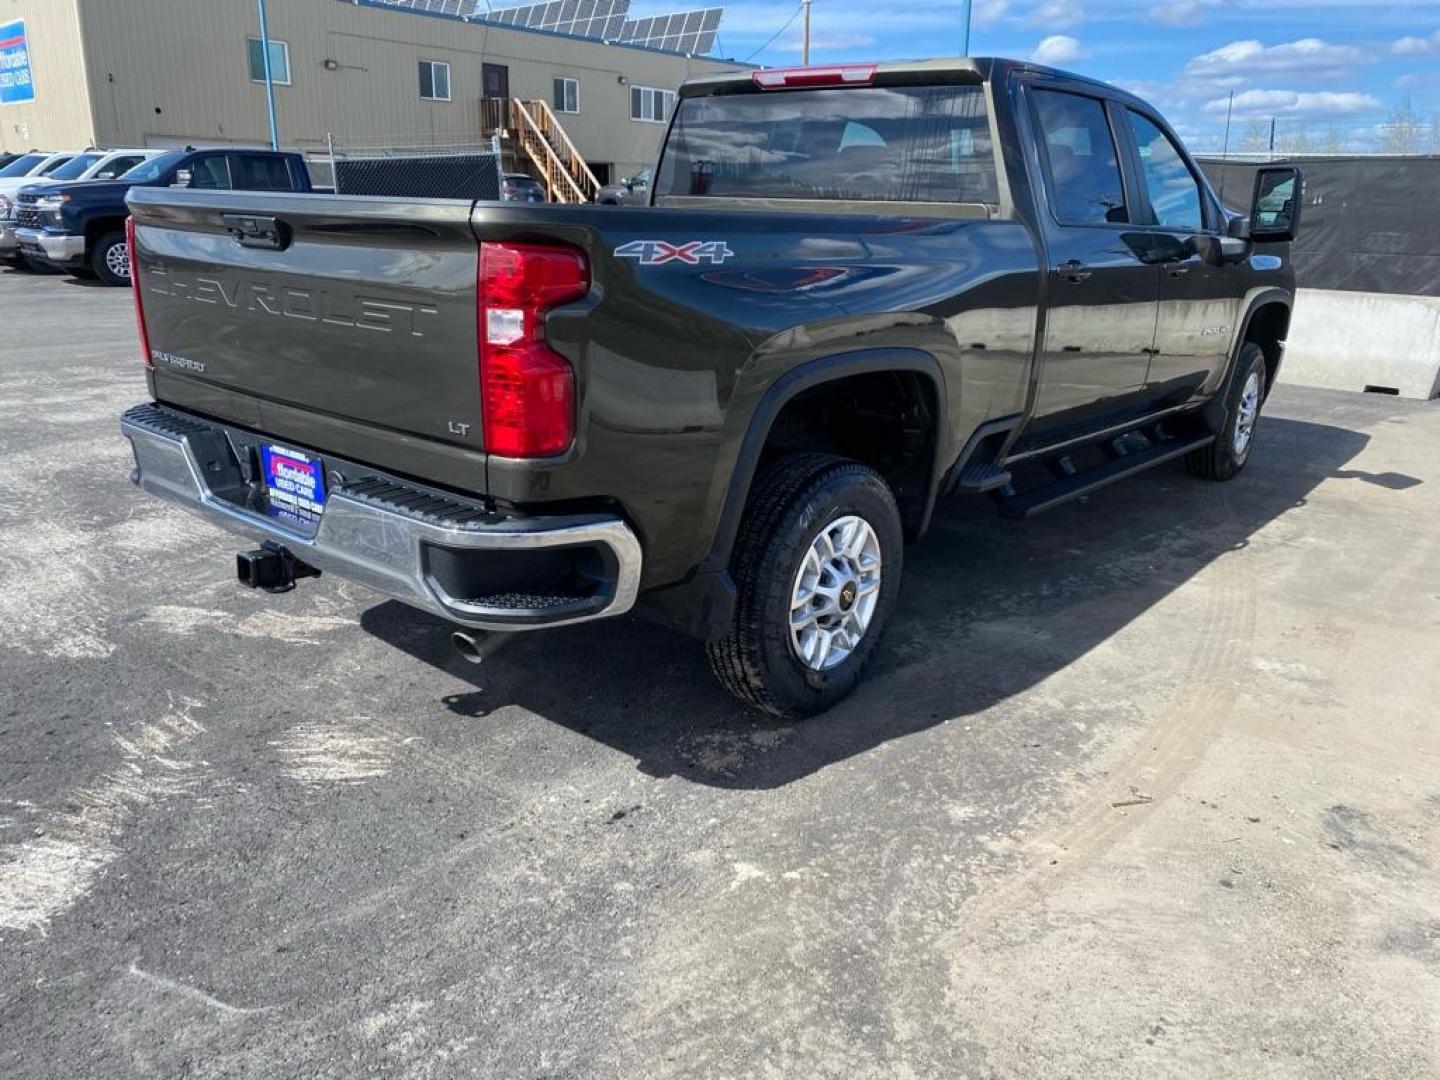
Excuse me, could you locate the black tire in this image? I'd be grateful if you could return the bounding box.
[707,453,904,718]
[90,230,130,287]
[1185,342,1267,481]
[19,252,58,274]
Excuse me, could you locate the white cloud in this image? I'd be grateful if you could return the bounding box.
[1148,0,1223,27]
[1391,31,1440,57]
[1203,88,1382,119]
[1032,34,1083,65]
[1185,38,1369,85]
[973,0,1012,28]
[1026,0,1084,30]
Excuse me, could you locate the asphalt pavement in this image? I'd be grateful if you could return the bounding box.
[2,266,1437,1079]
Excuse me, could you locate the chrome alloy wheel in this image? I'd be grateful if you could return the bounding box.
[106,241,131,281]
[1234,370,1261,458]
[789,514,883,672]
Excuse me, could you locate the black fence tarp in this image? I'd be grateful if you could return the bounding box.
[333,152,501,201]
[1198,156,1440,298]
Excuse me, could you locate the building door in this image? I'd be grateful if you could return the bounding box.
[483,63,509,100]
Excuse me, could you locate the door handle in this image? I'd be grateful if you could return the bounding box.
[222,213,289,251]
[1168,264,1194,278]
[1056,260,1091,284]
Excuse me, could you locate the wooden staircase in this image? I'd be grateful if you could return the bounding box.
[483,97,600,204]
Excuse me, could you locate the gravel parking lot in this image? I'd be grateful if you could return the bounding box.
[2,266,1438,1079]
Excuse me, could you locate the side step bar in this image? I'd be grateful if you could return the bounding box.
[996,432,1215,520]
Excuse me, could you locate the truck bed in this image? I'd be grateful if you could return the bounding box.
[129,186,1041,584]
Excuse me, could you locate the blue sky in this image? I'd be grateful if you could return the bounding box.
[682,0,1440,150]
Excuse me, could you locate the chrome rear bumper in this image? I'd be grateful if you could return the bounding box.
[120,403,642,631]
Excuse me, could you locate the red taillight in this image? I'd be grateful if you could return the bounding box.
[126,215,153,368]
[751,64,877,90]
[478,241,588,458]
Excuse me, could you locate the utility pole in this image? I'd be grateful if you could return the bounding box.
[1220,90,1235,160]
[257,0,280,151]
[960,0,973,56]
[802,0,811,65]
[1218,90,1234,201]
[1268,116,1276,156]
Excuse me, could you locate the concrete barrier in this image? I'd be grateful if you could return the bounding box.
[1281,289,1440,400]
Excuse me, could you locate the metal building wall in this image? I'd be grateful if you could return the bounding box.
[62,0,739,178]
[0,0,97,153]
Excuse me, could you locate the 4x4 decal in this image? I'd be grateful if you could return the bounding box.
[614,240,734,266]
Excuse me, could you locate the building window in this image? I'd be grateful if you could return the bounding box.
[247,38,291,85]
[553,77,579,114]
[630,85,675,123]
[419,60,451,102]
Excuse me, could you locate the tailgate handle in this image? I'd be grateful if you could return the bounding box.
[222,213,290,251]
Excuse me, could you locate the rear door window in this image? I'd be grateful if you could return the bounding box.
[656,85,998,206]
[188,154,232,190]
[232,154,295,191]
[1032,89,1127,225]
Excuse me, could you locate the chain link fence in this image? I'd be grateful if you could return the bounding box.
[308,134,504,200]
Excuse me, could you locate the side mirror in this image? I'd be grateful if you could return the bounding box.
[1249,166,1302,243]
[174,168,193,188]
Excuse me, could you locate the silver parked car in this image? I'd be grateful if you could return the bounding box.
[596,167,650,205]
[500,173,547,203]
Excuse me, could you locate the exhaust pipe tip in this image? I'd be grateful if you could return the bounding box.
[451,630,486,664]
[450,628,516,665]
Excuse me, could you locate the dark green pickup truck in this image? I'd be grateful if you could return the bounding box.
[120,58,1301,716]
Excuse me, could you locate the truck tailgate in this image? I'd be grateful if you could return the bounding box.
[128,189,481,451]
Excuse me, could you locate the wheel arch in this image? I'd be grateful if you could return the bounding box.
[84,215,129,249]
[1203,289,1291,433]
[1241,296,1292,394]
[707,348,948,572]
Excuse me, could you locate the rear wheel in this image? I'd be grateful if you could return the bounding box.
[1186,342,1267,481]
[707,453,903,717]
[90,230,130,287]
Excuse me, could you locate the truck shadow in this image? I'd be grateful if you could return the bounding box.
[361,415,1378,790]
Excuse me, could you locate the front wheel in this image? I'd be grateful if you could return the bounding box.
[1186,342,1267,481]
[90,230,130,287]
[707,453,903,718]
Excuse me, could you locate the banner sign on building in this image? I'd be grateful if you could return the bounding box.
[0,19,36,106]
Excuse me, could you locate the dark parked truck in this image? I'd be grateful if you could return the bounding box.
[16,146,311,285]
[120,59,1302,716]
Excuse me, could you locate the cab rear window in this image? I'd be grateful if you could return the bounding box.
[656,85,998,206]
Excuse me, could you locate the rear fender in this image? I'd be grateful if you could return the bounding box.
[706,347,947,571]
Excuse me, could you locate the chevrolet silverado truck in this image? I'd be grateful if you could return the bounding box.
[119,59,1302,717]
[16,146,310,285]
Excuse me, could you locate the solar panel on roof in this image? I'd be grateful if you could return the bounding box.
[369,0,722,54]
